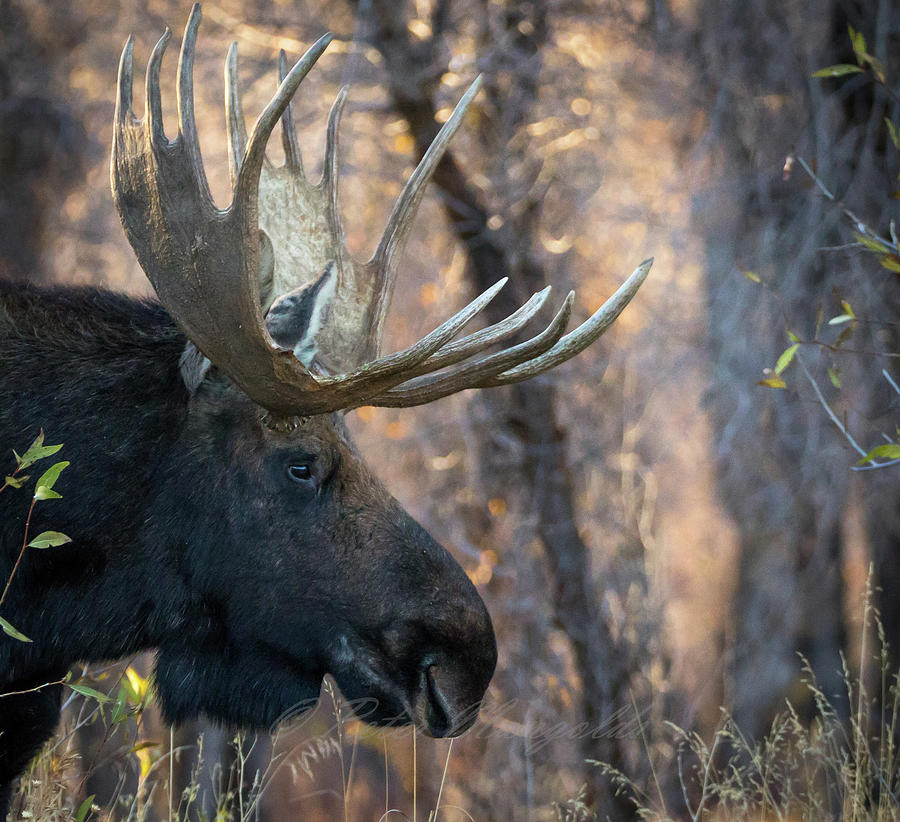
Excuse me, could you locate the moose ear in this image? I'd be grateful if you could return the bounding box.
[265,262,337,368]
[179,341,212,394]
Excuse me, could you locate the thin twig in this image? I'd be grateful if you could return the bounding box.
[796,354,866,453]
[0,495,37,609]
[797,356,898,470]
[799,339,900,359]
[0,676,66,698]
[884,368,900,398]
[796,156,899,254]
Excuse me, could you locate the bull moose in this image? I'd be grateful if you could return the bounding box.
[0,5,650,812]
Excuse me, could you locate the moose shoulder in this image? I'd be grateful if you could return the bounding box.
[0,4,650,812]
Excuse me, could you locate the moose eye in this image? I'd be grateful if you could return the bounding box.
[287,463,314,484]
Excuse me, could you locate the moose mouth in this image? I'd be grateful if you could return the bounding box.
[326,634,481,738]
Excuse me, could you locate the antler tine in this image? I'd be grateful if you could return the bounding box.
[177,4,213,205]
[225,42,247,185]
[315,277,508,390]
[235,33,332,210]
[363,292,574,408]
[481,258,652,386]
[372,76,483,274]
[364,260,652,407]
[321,86,348,232]
[146,29,172,146]
[278,49,303,172]
[395,285,553,381]
[115,36,135,128]
[360,76,484,352]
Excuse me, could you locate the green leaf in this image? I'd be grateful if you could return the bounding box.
[828,368,842,388]
[21,444,63,467]
[28,531,72,549]
[886,119,900,150]
[774,343,799,375]
[69,682,111,704]
[867,56,887,84]
[16,431,64,471]
[849,25,866,62]
[3,475,29,489]
[111,687,130,724]
[34,461,69,495]
[856,444,900,465]
[34,486,62,501]
[75,795,95,822]
[787,330,799,343]
[0,615,32,643]
[757,377,787,389]
[812,64,864,78]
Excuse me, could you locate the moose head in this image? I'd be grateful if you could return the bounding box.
[0,3,650,803]
[108,2,649,730]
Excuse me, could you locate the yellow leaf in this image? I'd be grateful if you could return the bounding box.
[135,748,154,780]
[132,741,160,781]
[880,255,900,272]
[854,232,890,253]
[125,666,149,703]
[757,377,786,389]
[742,270,761,283]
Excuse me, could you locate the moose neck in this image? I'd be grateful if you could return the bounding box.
[0,279,192,686]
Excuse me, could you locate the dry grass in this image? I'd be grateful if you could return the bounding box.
[587,580,900,822]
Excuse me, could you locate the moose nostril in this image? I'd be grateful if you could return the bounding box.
[416,663,482,738]
[424,665,452,736]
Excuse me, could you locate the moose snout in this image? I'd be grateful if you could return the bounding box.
[411,608,498,738]
[413,660,483,737]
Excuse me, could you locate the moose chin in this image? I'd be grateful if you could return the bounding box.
[0,4,651,814]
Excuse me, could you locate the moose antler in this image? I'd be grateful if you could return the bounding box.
[112,4,651,417]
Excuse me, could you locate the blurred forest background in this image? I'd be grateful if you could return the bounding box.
[1,0,898,819]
